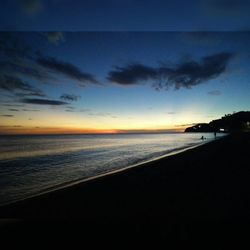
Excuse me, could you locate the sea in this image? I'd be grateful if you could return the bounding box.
[0,132,225,205]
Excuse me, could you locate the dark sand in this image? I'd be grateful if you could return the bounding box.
[1,133,250,246]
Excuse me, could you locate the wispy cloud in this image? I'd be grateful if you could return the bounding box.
[65,106,75,110]
[0,125,22,128]
[1,114,14,117]
[37,57,98,85]
[8,109,19,111]
[0,75,45,97]
[208,90,222,96]
[1,104,24,107]
[80,108,91,112]
[22,109,40,111]
[0,61,54,82]
[175,123,197,127]
[21,98,68,105]
[1,34,98,94]
[87,112,117,118]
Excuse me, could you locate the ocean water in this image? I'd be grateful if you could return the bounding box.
[0,132,224,205]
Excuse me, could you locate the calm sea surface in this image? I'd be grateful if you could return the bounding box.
[0,133,225,205]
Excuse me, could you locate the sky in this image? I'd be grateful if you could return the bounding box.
[1,0,250,31]
[0,1,250,134]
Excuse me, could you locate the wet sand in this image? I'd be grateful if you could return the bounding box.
[1,133,250,245]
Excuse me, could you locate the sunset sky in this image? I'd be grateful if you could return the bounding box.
[0,1,250,134]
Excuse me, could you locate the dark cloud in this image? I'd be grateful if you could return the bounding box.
[60,94,81,102]
[0,34,55,82]
[22,109,40,111]
[37,57,98,85]
[159,52,233,89]
[1,114,14,117]
[107,52,233,90]
[44,32,65,45]
[0,75,45,97]
[21,98,68,105]
[8,109,19,111]
[107,64,157,85]
[1,104,24,107]
[1,34,97,92]
[19,0,43,15]
[208,90,222,96]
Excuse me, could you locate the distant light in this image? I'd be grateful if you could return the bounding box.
[219,128,225,132]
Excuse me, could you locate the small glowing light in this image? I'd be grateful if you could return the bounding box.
[219,128,225,132]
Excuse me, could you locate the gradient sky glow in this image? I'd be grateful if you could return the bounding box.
[0,1,250,134]
[0,31,250,134]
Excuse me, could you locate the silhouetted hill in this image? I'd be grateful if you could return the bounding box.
[185,111,250,133]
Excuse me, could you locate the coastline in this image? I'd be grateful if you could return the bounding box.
[1,132,250,245]
[1,133,249,218]
[0,137,215,207]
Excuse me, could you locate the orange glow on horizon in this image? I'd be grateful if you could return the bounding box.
[0,125,185,135]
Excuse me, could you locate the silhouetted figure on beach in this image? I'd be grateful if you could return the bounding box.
[214,131,217,138]
[201,136,204,140]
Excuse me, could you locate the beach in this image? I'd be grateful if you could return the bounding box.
[1,133,250,245]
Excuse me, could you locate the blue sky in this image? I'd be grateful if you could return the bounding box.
[1,0,250,31]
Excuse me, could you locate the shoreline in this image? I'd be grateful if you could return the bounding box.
[1,132,250,245]
[0,132,249,222]
[0,137,217,207]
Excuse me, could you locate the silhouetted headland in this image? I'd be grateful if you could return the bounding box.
[185,111,250,133]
